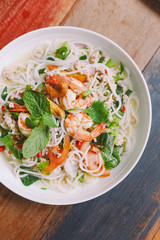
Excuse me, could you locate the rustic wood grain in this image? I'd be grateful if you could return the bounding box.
[0,0,77,49]
[30,48,160,240]
[61,0,160,71]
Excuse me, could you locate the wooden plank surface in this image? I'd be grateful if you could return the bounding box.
[0,0,160,239]
[62,0,160,71]
[0,0,77,49]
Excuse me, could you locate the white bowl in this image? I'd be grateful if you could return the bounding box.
[0,26,152,205]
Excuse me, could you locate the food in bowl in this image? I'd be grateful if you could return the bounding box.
[0,39,138,192]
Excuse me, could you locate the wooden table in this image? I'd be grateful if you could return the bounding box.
[0,1,160,239]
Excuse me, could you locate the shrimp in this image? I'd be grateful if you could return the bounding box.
[59,89,91,110]
[80,142,110,177]
[65,112,106,142]
[43,135,70,173]
[18,113,32,137]
[46,75,87,95]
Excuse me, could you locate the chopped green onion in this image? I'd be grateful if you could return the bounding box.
[99,50,103,55]
[106,59,116,68]
[96,77,101,82]
[98,57,105,63]
[125,89,132,97]
[55,41,71,60]
[79,55,87,60]
[116,85,123,95]
[83,47,88,49]
[46,57,55,61]
[120,62,124,74]
[82,89,91,99]
[41,188,47,190]
[1,86,8,101]
[38,68,46,75]
[78,175,84,183]
[113,73,124,83]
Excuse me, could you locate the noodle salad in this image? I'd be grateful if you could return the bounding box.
[0,40,138,192]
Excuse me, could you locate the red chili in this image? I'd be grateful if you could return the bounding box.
[1,105,6,112]
[0,146,5,152]
[120,105,126,112]
[8,151,12,154]
[77,141,83,149]
[105,69,108,74]
[13,137,19,143]
[37,150,42,157]
[17,143,23,150]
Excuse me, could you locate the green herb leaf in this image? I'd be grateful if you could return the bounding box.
[116,85,123,95]
[79,55,87,60]
[1,135,23,160]
[1,86,8,100]
[25,117,41,129]
[22,124,50,158]
[100,147,120,169]
[23,90,51,118]
[82,89,91,99]
[41,113,57,128]
[85,101,109,123]
[94,133,115,150]
[120,62,124,74]
[98,57,105,63]
[46,57,55,61]
[55,41,71,60]
[38,68,46,75]
[83,47,88,49]
[125,89,132,97]
[19,167,40,186]
[13,98,24,106]
[37,161,49,171]
[112,145,123,161]
[106,59,116,68]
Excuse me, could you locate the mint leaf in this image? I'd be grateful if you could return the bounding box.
[85,101,109,123]
[23,90,51,118]
[1,135,23,160]
[37,160,49,171]
[112,145,123,161]
[38,68,46,74]
[22,124,50,158]
[19,167,40,186]
[13,97,24,105]
[100,147,120,169]
[41,113,57,128]
[79,55,87,60]
[94,133,115,150]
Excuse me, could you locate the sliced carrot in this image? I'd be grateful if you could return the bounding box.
[47,65,58,71]
[67,73,87,82]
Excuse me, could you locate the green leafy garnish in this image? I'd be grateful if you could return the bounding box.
[116,85,123,95]
[106,59,116,68]
[46,57,55,61]
[100,147,120,169]
[55,41,71,60]
[0,135,23,160]
[23,90,57,128]
[37,160,49,171]
[82,89,91,99]
[41,188,47,190]
[1,86,8,100]
[83,47,88,49]
[99,50,103,55]
[96,77,101,82]
[94,133,115,151]
[112,145,123,161]
[98,57,105,63]
[67,101,109,123]
[13,97,24,106]
[19,167,40,186]
[107,116,120,138]
[38,68,46,75]
[125,89,132,97]
[79,55,87,60]
[22,124,50,158]
[25,117,41,129]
